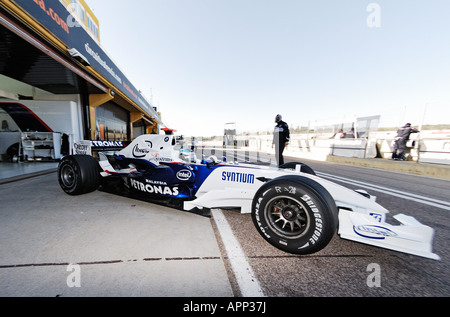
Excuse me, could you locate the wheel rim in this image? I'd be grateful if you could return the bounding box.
[60,165,76,188]
[264,196,310,239]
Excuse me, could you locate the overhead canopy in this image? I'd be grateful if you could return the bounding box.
[0,24,103,95]
[0,0,162,125]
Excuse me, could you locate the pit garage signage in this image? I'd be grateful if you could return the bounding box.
[12,0,158,119]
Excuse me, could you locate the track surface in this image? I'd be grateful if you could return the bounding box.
[0,151,448,297]
[204,148,450,296]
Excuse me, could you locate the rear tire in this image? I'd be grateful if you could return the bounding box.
[279,162,316,175]
[251,175,338,255]
[58,155,99,195]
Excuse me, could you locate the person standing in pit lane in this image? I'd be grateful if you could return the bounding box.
[273,114,290,167]
[392,123,419,161]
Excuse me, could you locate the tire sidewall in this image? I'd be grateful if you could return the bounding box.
[58,156,80,194]
[58,155,99,195]
[58,158,78,194]
[279,162,316,175]
[252,176,337,255]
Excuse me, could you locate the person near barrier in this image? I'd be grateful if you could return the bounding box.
[273,114,290,166]
[392,123,419,161]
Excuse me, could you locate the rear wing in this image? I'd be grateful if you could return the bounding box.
[73,135,184,164]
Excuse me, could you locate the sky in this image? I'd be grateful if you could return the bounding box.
[86,0,450,137]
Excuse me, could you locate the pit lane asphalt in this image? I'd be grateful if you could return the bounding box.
[0,172,233,297]
[1,155,449,297]
[215,150,450,297]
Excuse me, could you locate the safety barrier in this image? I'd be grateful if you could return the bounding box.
[223,130,450,165]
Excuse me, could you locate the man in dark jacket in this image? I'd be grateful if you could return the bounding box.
[392,123,419,160]
[273,114,290,166]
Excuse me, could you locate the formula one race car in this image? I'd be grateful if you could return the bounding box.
[58,134,440,260]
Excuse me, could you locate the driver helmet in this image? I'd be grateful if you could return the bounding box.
[275,114,282,123]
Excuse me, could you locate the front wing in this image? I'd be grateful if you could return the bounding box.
[338,209,440,260]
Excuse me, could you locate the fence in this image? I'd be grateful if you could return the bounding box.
[197,104,450,164]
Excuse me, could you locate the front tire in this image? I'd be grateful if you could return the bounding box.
[279,162,316,175]
[58,155,99,195]
[251,175,338,255]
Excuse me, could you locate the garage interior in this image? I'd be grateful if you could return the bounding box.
[0,3,162,179]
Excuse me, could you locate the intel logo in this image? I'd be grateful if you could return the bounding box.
[176,170,192,181]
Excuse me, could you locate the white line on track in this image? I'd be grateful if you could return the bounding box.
[317,172,450,211]
[211,209,265,297]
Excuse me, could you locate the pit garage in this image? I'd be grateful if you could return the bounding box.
[0,0,163,166]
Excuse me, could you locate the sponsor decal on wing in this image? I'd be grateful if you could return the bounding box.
[353,225,398,240]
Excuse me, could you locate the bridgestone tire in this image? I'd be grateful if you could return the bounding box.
[279,162,316,175]
[58,155,99,195]
[251,175,338,255]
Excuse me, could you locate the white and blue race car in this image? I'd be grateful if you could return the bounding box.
[58,134,440,260]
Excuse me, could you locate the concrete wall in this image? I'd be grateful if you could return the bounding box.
[204,130,450,165]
